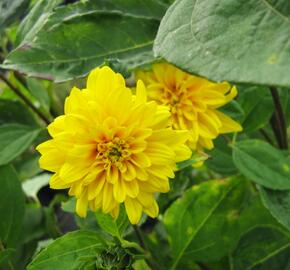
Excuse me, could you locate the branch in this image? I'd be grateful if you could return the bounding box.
[0,73,50,125]
[269,87,288,149]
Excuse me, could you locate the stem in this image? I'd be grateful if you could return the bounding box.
[269,87,288,149]
[133,225,160,270]
[133,225,146,250]
[0,241,15,270]
[0,73,50,125]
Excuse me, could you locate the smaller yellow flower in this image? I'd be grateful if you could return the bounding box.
[37,66,191,224]
[136,62,242,151]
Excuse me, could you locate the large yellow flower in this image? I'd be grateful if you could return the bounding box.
[136,62,242,151]
[36,66,191,224]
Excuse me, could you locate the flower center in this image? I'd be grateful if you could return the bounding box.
[97,137,130,164]
[108,146,122,162]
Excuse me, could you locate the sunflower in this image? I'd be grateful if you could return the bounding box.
[136,62,242,151]
[36,66,191,224]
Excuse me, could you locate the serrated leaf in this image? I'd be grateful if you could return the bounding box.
[164,177,248,269]
[232,140,290,190]
[2,0,166,81]
[154,0,290,87]
[259,187,290,230]
[27,230,107,270]
[0,165,25,247]
[0,124,41,165]
[231,226,290,270]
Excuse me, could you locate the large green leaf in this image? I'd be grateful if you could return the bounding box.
[0,165,25,247]
[2,0,166,81]
[154,0,290,87]
[15,0,63,45]
[44,0,167,28]
[27,230,107,270]
[259,187,290,230]
[232,140,290,190]
[0,124,41,165]
[231,226,290,270]
[0,0,30,29]
[0,99,37,127]
[164,177,248,269]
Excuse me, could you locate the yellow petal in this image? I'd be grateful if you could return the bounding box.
[76,192,88,217]
[125,197,142,224]
[215,111,243,133]
[102,183,115,213]
[135,80,147,104]
[113,178,126,203]
[124,179,139,198]
[144,200,159,218]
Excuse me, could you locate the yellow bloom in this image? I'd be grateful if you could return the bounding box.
[36,66,191,224]
[136,62,242,151]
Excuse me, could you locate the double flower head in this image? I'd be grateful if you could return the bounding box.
[37,63,241,224]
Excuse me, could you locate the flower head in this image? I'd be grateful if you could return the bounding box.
[37,66,191,224]
[136,62,242,151]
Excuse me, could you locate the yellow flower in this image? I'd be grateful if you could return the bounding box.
[36,66,191,224]
[136,62,242,151]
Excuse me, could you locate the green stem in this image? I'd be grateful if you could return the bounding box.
[133,225,160,270]
[0,72,51,125]
[269,87,288,149]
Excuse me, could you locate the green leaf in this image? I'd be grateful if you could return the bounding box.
[0,165,25,247]
[20,206,47,244]
[95,206,129,239]
[0,124,41,165]
[45,0,167,28]
[177,152,208,170]
[27,230,107,270]
[154,0,290,87]
[0,248,14,265]
[27,78,50,113]
[237,86,274,133]
[0,0,30,29]
[15,0,63,45]
[164,177,248,269]
[232,139,290,190]
[2,0,165,81]
[132,260,151,270]
[231,226,290,270]
[259,187,290,230]
[0,99,37,127]
[22,173,50,202]
[206,136,237,175]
